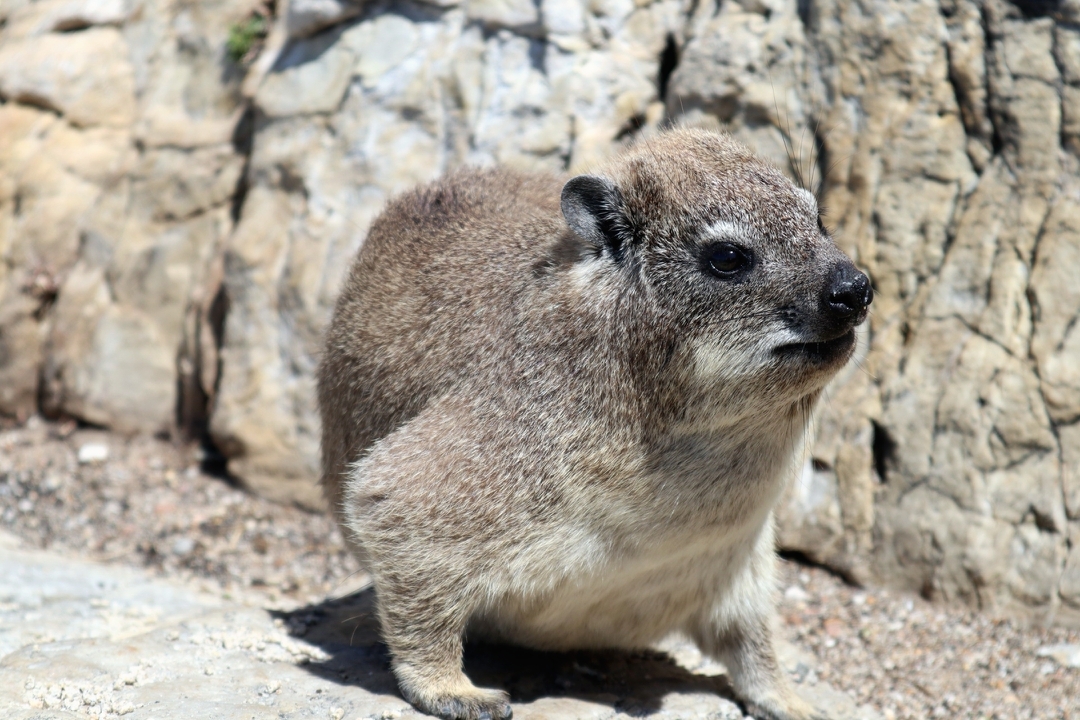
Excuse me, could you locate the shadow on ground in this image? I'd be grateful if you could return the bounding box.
[272,588,739,717]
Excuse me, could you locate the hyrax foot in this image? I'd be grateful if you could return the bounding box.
[379,584,510,720]
[695,612,828,720]
[740,691,827,720]
[402,684,512,720]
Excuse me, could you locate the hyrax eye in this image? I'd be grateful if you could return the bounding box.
[705,243,752,278]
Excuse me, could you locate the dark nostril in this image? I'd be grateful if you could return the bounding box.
[857,273,874,307]
[826,266,873,317]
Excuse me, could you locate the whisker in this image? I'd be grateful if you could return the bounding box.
[641,133,680,196]
[348,617,365,646]
[848,353,878,382]
[770,74,804,190]
[328,568,373,600]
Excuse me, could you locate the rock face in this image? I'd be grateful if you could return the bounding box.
[0,0,251,437]
[753,0,1080,627]
[1,0,1079,624]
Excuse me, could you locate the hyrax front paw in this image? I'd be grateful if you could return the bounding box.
[400,680,512,720]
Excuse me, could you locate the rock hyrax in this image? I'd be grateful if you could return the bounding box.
[318,128,872,720]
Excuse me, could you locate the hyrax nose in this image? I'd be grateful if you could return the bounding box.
[824,263,873,318]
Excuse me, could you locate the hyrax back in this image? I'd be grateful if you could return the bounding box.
[318,128,872,720]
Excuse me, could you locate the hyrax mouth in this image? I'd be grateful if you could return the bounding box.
[774,329,857,365]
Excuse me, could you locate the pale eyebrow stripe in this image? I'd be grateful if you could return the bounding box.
[703,220,755,243]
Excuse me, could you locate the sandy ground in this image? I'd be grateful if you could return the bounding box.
[1,417,1077,719]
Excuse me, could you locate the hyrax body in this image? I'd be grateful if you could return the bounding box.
[318,128,872,720]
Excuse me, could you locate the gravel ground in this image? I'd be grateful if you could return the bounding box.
[1,417,1077,719]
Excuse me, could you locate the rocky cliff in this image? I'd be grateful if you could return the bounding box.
[1,0,1078,624]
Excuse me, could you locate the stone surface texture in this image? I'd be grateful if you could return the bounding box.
[0,531,872,720]
[1,0,1079,625]
[0,0,254,439]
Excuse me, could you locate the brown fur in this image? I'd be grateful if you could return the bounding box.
[317,128,871,720]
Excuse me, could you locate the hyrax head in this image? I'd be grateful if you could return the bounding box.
[562,128,872,413]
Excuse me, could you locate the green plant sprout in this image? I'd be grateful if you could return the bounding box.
[226,15,267,64]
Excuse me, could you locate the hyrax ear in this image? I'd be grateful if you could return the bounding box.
[561,175,632,257]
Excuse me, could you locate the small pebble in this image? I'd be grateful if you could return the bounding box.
[171,537,196,556]
[113,671,137,689]
[1036,643,1080,669]
[823,618,845,637]
[784,585,810,602]
[77,443,109,464]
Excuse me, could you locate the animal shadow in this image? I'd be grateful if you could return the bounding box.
[273,587,740,717]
